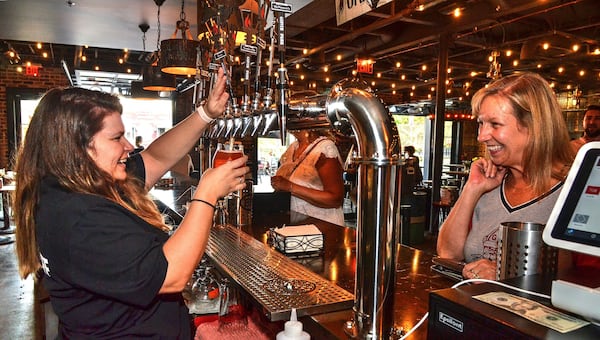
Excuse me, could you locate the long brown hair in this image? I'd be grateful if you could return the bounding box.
[15,87,166,279]
[471,72,574,194]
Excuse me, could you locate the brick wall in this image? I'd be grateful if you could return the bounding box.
[0,66,69,168]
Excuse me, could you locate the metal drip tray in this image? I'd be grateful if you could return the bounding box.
[205,225,354,321]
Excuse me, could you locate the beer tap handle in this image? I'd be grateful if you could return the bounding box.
[263,26,276,108]
[220,60,239,115]
[252,37,266,111]
[242,53,251,113]
[239,44,257,113]
[271,1,292,145]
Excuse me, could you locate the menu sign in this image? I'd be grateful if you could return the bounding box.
[336,0,392,26]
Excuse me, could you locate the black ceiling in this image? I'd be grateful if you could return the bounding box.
[1,0,599,104]
[282,0,600,103]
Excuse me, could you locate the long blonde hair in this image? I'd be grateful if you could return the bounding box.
[15,87,166,279]
[471,73,574,194]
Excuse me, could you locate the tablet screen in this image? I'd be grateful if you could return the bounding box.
[543,142,600,256]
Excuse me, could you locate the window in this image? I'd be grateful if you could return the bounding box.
[19,97,172,148]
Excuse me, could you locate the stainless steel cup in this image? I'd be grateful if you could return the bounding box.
[496,221,558,280]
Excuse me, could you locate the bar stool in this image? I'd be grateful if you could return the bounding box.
[431,201,452,234]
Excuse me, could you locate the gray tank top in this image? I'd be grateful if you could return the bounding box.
[463,179,563,262]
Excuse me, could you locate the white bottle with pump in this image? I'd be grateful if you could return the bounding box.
[276,308,310,340]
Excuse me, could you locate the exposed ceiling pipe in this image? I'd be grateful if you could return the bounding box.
[455,0,585,41]
[286,0,443,65]
[360,0,590,83]
[61,60,74,86]
[293,0,581,77]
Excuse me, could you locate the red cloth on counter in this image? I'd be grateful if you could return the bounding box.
[194,315,269,340]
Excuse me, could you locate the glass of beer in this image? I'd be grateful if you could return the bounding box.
[212,142,244,168]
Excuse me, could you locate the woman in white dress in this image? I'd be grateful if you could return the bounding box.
[271,129,345,226]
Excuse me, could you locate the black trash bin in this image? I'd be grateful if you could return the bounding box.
[409,189,428,245]
[400,204,411,246]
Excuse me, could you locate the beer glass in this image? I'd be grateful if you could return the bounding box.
[212,142,244,168]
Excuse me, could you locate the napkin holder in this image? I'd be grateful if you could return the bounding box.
[272,224,324,255]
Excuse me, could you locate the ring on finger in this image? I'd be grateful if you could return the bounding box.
[239,177,244,183]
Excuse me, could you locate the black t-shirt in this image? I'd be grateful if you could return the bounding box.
[36,154,192,339]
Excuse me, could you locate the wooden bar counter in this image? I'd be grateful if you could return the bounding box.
[236,210,455,339]
[151,181,456,339]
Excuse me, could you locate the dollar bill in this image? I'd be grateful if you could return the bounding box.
[473,291,589,333]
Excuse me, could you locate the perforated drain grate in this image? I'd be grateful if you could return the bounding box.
[205,224,354,321]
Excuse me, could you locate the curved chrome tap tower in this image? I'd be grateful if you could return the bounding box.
[327,79,402,339]
[284,79,403,338]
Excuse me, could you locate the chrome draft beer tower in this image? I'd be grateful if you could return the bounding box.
[327,79,402,339]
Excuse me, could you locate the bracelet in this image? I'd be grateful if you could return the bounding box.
[190,198,216,210]
[196,105,215,124]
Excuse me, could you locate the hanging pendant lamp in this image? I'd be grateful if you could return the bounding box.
[160,0,200,75]
[142,0,177,91]
[143,62,177,91]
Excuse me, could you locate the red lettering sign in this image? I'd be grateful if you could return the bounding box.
[585,185,600,195]
[25,65,39,76]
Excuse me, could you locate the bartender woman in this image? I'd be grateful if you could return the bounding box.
[14,68,249,338]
